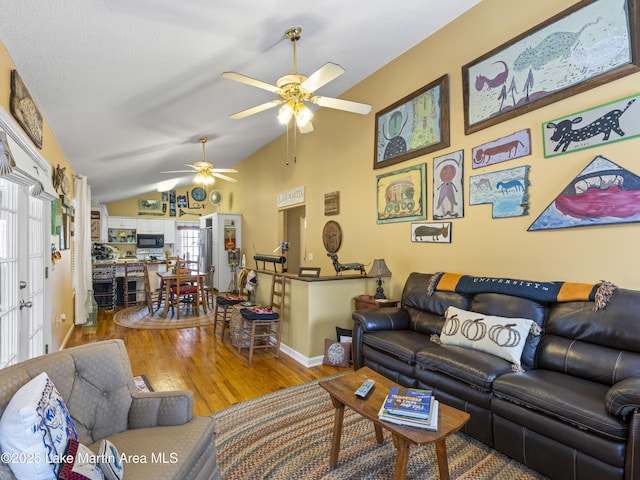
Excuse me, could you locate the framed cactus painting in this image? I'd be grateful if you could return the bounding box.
[462,0,640,134]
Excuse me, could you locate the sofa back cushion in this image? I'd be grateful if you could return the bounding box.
[0,340,134,445]
[469,293,546,369]
[539,287,640,385]
[402,273,469,335]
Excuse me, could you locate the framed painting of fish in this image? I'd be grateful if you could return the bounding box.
[374,75,450,169]
[528,156,640,230]
[462,0,640,134]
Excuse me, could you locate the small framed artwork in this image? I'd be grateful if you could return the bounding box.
[90,210,100,241]
[411,222,451,243]
[139,199,161,211]
[472,129,531,168]
[470,166,530,218]
[324,191,339,215]
[433,150,464,220]
[542,93,640,157]
[376,163,426,224]
[374,75,449,169]
[299,267,321,278]
[462,0,640,134]
[10,70,43,148]
[177,195,187,208]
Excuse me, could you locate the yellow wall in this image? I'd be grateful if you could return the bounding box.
[0,42,75,350]
[115,0,638,300]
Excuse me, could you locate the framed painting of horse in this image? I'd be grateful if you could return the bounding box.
[469,166,530,218]
[462,0,640,134]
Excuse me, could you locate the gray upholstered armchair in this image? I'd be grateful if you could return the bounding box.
[0,339,221,480]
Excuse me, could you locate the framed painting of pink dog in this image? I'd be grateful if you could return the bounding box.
[542,93,640,157]
[462,0,640,134]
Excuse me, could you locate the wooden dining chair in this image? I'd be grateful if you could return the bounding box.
[168,259,200,319]
[238,274,285,365]
[142,264,162,314]
[202,265,216,310]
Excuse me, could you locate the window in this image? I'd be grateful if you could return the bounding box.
[178,225,200,262]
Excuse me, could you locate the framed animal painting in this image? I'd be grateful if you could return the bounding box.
[375,163,426,224]
[411,222,452,243]
[470,166,530,218]
[529,156,640,230]
[462,0,640,134]
[433,150,464,220]
[542,93,640,157]
[374,75,449,169]
[472,129,531,168]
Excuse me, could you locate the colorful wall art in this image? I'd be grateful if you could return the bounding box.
[462,0,639,134]
[411,222,452,243]
[528,156,640,231]
[542,93,640,157]
[470,166,530,218]
[376,163,426,224]
[433,150,464,219]
[472,129,531,168]
[374,75,450,169]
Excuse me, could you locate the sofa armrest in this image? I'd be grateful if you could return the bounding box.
[351,308,409,370]
[606,376,640,418]
[129,390,194,429]
[352,307,409,332]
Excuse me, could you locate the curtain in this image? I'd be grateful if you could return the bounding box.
[74,175,92,325]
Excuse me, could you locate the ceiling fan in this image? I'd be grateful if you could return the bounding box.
[222,26,372,133]
[160,137,237,185]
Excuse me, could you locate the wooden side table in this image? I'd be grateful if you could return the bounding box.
[354,295,398,310]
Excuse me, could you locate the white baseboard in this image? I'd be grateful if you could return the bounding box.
[279,342,324,367]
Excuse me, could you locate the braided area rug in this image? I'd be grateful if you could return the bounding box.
[113,305,215,329]
[212,375,549,480]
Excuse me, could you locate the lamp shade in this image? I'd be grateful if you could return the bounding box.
[368,259,392,277]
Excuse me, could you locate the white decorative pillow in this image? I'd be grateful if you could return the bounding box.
[439,306,539,371]
[98,439,124,480]
[0,372,78,479]
[57,439,104,480]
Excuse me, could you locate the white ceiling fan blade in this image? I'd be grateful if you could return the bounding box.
[222,71,281,94]
[313,96,372,114]
[212,168,238,173]
[183,164,200,169]
[212,173,238,183]
[160,170,193,174]
[301,62,345,92]
[298,121,314,134]
[230,100,283,120]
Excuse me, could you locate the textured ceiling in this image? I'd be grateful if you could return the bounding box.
[0,1,480,203]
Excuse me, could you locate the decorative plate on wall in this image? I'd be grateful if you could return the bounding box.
[191,187,206,202]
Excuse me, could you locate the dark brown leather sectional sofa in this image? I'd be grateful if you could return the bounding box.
[352,272,640,480]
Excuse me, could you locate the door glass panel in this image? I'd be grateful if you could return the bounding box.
[0,179,19,367]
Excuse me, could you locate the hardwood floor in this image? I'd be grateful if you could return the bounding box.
[66,308,347,416]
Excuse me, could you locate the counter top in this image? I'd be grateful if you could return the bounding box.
[255,270,375,282]
[92,260,166,266]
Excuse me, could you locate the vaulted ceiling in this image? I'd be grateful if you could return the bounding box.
[1,1,480,203]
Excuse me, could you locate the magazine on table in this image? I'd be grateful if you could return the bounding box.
[378,397,439,431]
[382,386,433,419]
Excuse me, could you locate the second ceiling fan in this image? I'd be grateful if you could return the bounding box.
[222,26,371,133]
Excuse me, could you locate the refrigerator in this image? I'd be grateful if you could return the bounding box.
[199,213,242,293]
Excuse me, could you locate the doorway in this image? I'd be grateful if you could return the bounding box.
[281,205,306,274]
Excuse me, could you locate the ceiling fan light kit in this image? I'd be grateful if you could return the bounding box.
[160,136,237,186]
[222,26,371,133]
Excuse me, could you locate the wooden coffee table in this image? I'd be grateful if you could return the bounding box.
[319,367,470,480]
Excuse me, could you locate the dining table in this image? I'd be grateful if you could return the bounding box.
[157,269,209,317]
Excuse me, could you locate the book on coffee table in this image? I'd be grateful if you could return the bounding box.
[382,386,433,419]
[378,397,439,431]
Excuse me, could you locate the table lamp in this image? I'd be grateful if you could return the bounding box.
[368,259,392,299]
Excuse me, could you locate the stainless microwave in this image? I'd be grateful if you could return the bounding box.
[136,234,164,248]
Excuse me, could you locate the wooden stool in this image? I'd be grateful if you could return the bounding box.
[214,294,243,341]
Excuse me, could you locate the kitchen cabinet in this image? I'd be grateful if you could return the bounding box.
[137,219,164,234]
[164,220,176,244]
[107,216,137,229]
